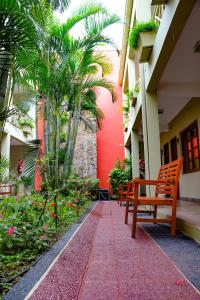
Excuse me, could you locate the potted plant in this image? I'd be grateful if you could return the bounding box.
[19,117,34,134]
[129,20,158,62]
[130,83,140,107]
[17,176,32,196]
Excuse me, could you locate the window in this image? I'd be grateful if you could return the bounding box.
[163,143,169,164]
[170,137,178,161]
[181,121,200,173]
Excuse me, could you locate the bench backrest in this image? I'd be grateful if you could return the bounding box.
[0,184,13,196]
[156,157,183,199]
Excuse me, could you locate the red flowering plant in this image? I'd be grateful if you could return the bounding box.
[0,183,92,296]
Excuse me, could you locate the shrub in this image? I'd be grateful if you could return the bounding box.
[20,176,32,187]
[19,117,34,129]
[129,20,158,49]
[60,176,99,200]
[109,167,132,195]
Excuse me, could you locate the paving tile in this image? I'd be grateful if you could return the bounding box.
[29,202,200,300]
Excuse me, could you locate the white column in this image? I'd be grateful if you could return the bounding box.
[136,0,151,22]
[125,146,131,160]
[128,59,135,91]
[1,133,11,179]
[131,129,140,179]
[142,91,161,195]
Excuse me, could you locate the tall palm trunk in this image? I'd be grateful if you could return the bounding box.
[64,102,81,178]
[63,110,73,172]
[55,112,60,188]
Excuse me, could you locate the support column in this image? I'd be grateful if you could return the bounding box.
[141,65,161,195]
[143,92,161,179]
[128,59,135,90]
[125,146,131,161]
[131,130,140,179]
[1,132,11,179]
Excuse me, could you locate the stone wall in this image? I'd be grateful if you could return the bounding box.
[72,120,97,178]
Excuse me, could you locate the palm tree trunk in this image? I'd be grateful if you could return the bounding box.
[55,112,60,188]
[63,110,73,172]
[64,103,81,178]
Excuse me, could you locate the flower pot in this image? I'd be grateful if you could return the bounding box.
[136,31,157,63]
[131,93,138,107]
[22,126,32,134]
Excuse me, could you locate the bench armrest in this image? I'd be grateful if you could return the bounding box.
[133,179,174,186]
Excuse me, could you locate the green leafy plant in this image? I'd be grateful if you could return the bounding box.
[0,156,10,183]
[0,189,92,296]
[18,117,34,130]
[20,176,32,187]
[129,20,159,49]
[109,166,132,195]
[123,90,133,114]
[134,83,139,93]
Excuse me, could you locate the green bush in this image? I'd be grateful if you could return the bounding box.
[20,176,32,187]
[19,117,34,129]
[129,20,158,49]
[60,176,99,200]
[109,167,132,195]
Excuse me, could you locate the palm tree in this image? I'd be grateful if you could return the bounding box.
[1,1,118,186]
[16,6,119,189]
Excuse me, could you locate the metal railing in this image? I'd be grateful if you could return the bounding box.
[151,4,165,24]
[8,105,34,130]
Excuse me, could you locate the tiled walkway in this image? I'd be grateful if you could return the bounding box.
[28,202,200,300]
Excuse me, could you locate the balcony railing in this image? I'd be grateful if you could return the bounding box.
[8,105,34,132]
[151,5,165,24]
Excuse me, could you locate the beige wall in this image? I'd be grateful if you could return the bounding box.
[10,145,27,174]
[160,99,200,199]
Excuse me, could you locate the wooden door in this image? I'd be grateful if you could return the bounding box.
[163,143,170,164]
[170,137,178,161]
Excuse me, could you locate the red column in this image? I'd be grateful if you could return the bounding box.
[35,100,44,191]
[97,51,124,190]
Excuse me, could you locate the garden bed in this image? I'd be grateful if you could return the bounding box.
[0,191,94,299]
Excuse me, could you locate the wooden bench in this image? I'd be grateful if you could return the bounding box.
[0,184,13,197]
[127,157,183,238]
[118,182,134,207]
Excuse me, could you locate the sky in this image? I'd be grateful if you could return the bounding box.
[55,0,126,49]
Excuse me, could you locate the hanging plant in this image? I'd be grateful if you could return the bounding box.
[18,117,34,129]
[129,20,159,49]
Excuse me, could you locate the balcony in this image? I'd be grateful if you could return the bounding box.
[151,4,166,24]
[4,105,36,142]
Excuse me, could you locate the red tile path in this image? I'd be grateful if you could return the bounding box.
[28,201,200,300]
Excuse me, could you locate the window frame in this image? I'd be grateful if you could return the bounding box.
[181,120,200,174]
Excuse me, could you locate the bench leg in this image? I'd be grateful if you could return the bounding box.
[125,199,129,224]
[153,205,157,223]
[171,203,176,236]
[132,203,137,238]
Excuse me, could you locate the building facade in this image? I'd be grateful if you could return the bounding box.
[120,0,200,199]
[0,83,36,182]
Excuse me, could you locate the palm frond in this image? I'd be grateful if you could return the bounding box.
[48,0,71,12]
[0,156,10,182]
[92,53,113,76]
[84,13,120,35]
[22,139,43,180]
[0,106,16,121]
[62,1,106,34]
